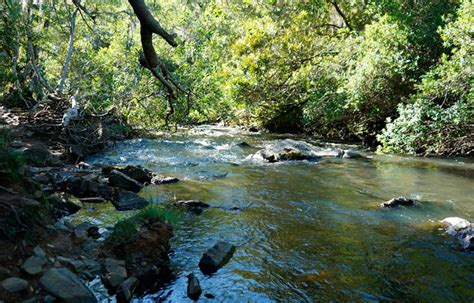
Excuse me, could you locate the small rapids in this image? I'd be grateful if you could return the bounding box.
[79,126,474,302]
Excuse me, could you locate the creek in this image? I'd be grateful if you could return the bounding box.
[77,126,473,302]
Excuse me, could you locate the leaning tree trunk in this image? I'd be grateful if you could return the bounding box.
[57,8,78,95]
[128,0,185,127]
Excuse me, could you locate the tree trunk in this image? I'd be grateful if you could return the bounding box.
[57,9,78,94]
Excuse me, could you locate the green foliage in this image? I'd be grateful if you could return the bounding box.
[0,0,470,155]
[378,1,473,155]
[111,205,179,241]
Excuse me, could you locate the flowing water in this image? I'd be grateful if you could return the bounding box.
[79,126,474,302]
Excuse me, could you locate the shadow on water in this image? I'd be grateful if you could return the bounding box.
[80,126,474,302]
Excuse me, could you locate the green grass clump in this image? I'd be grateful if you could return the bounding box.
[111,205,180,242]
[135,205,180,225]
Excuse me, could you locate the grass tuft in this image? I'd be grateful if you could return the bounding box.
[111,205,180,242]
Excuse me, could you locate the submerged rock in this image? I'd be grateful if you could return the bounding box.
[440,217,473,251]
[171,200,210,215]
[112,190,149,211]
[0,277,28,293]
[247,139,343,163]
[39,268,97,303]
[187,273,202,300]
[236,141,251,148]
[199,241,236,275]
[380,197,414,208]
[109,170,143,193]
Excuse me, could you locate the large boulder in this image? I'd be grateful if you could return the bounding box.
[440,217,473,251]
[109,170,143,193]
[247,139,343,163]
[39,268,97,303]
[111,190,149,211]
[199,242,236,275]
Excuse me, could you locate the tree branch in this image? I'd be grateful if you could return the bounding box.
[128,0,177,47]
[330,1,352,31]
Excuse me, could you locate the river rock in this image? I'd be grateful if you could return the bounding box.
[48,193,81,217]
[380,197,414,208]
[440,217,473,251]
[39,268,97,303]
[247,139,343,163]
[343,149,363,158]
[171,200,210,215]
[199,241,236,274]
[103,165,153,184]
[65,177,114,200]
[57,257,99,279]
[151,175,180,185]
[79,197,106,203]
[187,273,202,300]
[1,277,28,292]
[109,170,143,192]
[74,222,100,240]
[112,190,149,211]
[22,255,47,275]
[81,259,101,280]
[116,277,138,303]
[102,258,128,291]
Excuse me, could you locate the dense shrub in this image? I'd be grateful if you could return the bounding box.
[378,1,473,155]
